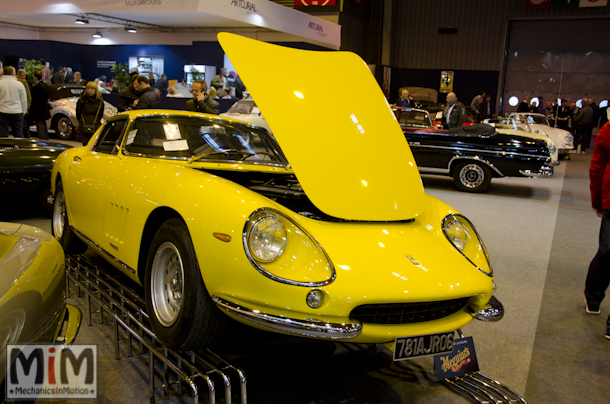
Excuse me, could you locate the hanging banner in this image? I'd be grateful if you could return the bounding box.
[440,71,454,94]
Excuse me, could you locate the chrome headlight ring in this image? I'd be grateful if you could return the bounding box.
[441,214,493,277]
[243,208,336,287]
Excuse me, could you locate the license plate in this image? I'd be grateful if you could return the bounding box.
[393,331,455,361]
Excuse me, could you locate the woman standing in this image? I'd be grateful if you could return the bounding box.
[75,81,104,145]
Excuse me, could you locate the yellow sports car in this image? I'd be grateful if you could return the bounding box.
[51,33,502,352]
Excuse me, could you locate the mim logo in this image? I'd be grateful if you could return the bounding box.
[6,344,98,399]
[231,0,257,12]
[308,22,324,32]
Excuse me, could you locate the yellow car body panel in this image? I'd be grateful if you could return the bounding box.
[217,32,425,222]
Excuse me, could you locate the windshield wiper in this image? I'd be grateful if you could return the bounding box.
[187,149,252,164]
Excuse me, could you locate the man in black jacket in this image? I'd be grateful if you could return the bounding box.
[185,80,220,114]
[133,76,161,110]
[442,92,466,129]
[117,75,140,112]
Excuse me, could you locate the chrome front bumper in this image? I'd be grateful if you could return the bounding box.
[520,165,553,177]
[212,296,362,340]
[474,295,504,322]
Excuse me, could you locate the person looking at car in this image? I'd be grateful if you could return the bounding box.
[517,96,530,113]
[396,89,413,108]
[16,68,32,138]
[573,99,593,154]
[71,72,86,85]
[75,81,104,145]
[0,66,28,138]
[211,67,227,92]
[585,108,610,340]
[133,75,161,110]
[29,70,51,140]
[442,92,466,129]
[470,91,485,122]
[118,74,140,112]
[185,80,220,114]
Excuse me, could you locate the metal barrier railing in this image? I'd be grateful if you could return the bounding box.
[65,254,247,404]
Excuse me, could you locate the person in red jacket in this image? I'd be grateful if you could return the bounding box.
[585,108,610,340]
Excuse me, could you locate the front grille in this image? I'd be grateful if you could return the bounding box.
[350,297,470,325]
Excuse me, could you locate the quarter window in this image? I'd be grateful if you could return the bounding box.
[93,119,128,155]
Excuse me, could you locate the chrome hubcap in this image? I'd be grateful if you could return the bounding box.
[151,242,184,327]
[57,118,72,137]
[459,164,484,189]
[52,190,66,239]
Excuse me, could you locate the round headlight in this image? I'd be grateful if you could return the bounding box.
[247,213,287,262]
[442,214,492,277]
[565,134,574,142]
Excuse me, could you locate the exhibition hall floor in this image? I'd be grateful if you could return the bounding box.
[4,146,609,404]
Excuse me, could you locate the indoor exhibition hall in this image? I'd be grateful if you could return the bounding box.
[1,1,609,403]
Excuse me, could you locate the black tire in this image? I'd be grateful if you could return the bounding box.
[144,218,227,350]
[53,115,76,140]
[453,161,492,193]
[52,180,87,254]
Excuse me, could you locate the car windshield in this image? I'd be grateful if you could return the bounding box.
[124,115,287,165]
[488,118,531,132]
[515,114,549,126]
[396,109,432,128]
[226,100,257,115]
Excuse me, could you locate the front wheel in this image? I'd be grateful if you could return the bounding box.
[453,161,492,193]
[53,115,76,140]
[52,180,87,254]
[144,218,227,350]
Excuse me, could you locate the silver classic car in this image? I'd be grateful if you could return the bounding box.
[47,84,117,140]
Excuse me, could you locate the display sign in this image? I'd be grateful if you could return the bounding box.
[393,331,455,361]
[434,336,480,380]
[440,71,453,94]
[97,61,116,68]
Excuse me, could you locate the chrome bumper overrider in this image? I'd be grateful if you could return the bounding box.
[474,295,504,322]
[519,165,553,177]
[212,296,362,340]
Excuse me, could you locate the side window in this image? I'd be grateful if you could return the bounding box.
[93,119,128,155]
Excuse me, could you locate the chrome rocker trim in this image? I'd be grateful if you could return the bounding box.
[70,225,136,274]
[519,166,553,177]
[474,295,504,322]
[212,296,362,340]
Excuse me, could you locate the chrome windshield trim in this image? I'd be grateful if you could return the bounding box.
[419,144,550,160]
[448,155,504,177]
[212,296,362,340]
[519,166,553,177]
[474,296,504,322]
[69,225,136,274]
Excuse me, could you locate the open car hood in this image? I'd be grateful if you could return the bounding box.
[218,33,424,221]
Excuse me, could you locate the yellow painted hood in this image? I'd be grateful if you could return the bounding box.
[218,33,425,221]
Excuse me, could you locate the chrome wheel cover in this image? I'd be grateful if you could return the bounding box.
[52,190,66,239]
[459,164,485,189]
[56,117,73,139]
[151,242,185,327]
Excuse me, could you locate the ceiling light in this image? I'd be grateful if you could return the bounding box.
[75,18,89,25]
[125,27,137,33]
[92,32,102,38]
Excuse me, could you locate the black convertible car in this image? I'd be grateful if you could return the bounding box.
[0,138,72,214]
[398,109,553,192]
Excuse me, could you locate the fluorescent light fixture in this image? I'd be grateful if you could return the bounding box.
[75,18,89,24]
[92,32,102,38]
[125,26,137,33]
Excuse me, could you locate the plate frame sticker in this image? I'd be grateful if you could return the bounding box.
[434,336,479,379]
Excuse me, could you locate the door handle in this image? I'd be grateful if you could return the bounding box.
[73,156,82,162]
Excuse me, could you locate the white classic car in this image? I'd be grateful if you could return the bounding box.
[508,113,574,157]
[46,84,117,140]
[485,118,559,165]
